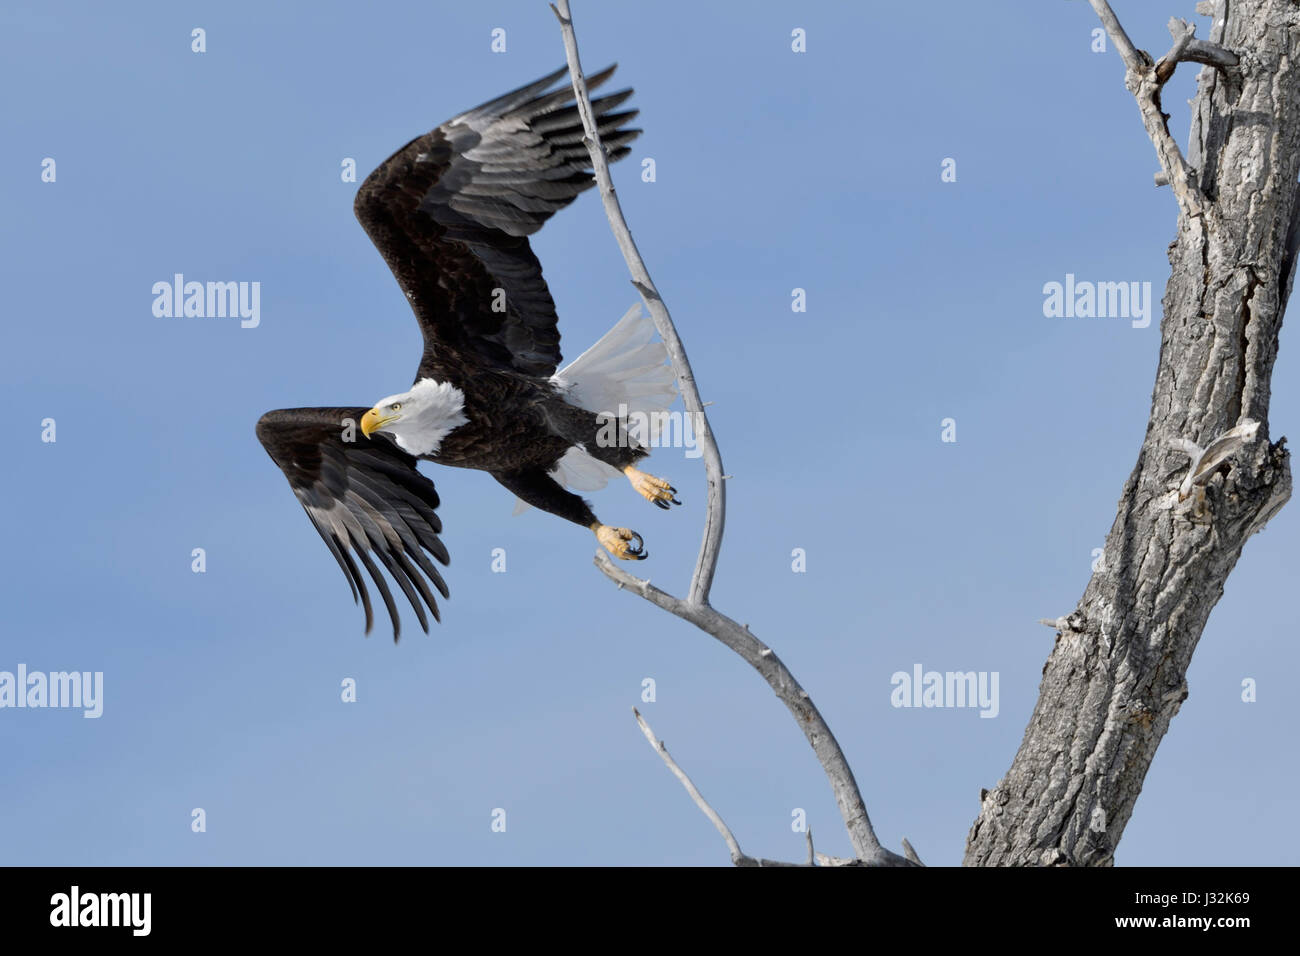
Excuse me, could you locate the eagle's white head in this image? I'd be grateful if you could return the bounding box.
[360,378,469,457]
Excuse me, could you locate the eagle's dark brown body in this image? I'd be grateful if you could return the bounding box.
[428,364,648,528]
[420,363,567,472]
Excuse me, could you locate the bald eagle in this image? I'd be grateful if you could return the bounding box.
[256,66,680,639]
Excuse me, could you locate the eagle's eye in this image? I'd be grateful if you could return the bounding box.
[391,402,401,411]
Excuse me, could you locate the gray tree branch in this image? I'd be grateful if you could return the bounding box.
[633,708,813,867]
[1088,0,1214,217]
[552,0,915,867]
[549,0,723,609]
[596,552,912,866]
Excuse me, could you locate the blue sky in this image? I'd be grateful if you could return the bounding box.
[1,0,1295,866]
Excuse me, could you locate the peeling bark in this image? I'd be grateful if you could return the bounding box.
[964,0,1297,867]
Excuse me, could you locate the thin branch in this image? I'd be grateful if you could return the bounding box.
[1154,17,1196,84]
[1088,0,1144,70]
[1176,419,1261,499]
[901,838,924,866]
[556,0,915,868]
[632,707,746,863]
[1159,18,1241,90]
[1088,0,1210,217]
[550,0,723,608]
[633,709,808,867]
[1182,35,1240,71]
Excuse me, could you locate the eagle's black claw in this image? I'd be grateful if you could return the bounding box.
[628,468,679,510]
[595,525,649,560]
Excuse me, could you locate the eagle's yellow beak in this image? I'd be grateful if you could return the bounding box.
[360,407,399,438]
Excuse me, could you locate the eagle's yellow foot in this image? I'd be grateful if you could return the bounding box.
[592,523,647,560]
[624,465,680,511]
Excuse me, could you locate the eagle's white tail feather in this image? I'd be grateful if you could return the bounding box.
[554,305,676,421]
[512,303,678,513]
[554,446,624,492]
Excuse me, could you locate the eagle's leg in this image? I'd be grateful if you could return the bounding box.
[592,523,647,561]
[622,465,680,510]
[493,467,647,560]
[544,401,680,511]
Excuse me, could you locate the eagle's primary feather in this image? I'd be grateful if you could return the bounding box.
[353,63,639,379]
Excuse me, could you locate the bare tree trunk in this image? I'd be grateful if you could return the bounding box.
[964,0,1297,867]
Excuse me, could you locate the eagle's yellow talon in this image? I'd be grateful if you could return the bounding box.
[593,523,647,560]
[624,465,680,509]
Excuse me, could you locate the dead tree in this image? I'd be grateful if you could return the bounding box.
[553,0,1296,866]
[965,0,1296,866]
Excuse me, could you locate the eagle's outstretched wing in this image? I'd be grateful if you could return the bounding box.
[353,65,641,378]
[255,408,450,640]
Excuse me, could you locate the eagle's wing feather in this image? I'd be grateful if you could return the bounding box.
[256,408,449,640]
[353,65,641,378]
